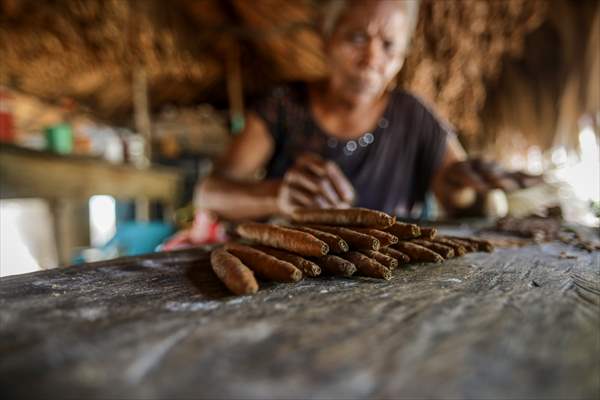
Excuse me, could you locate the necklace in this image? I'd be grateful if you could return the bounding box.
[326,116,389,156]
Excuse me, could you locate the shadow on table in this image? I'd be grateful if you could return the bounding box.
[184,264,232,300]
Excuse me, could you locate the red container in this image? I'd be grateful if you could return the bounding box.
[0,89,15,143]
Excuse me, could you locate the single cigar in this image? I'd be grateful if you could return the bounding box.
[380,247,411,264]
[341,251,392,280]
[236,222,329,257]
[307,225,380,251]
[432,238,467,256]
[417,227,438,240]
[253,245,321,277]
[360,250,398,269]
[385,222,421,240]
[440,237,477,252]
[314,255,357,277]
[351,228,399,247]
[210,247,259,295]
[292,226,349,253]
[445,236,494,252]
[225,243,303,282]
[411,239,454,259]
[290,207,396,229]
[393,241,444,263]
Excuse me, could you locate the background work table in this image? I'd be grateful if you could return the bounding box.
[1,233,599,398]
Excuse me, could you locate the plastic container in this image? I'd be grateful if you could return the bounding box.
[45,124,73,154]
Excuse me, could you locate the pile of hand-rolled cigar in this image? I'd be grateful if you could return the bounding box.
[210,208,494,295]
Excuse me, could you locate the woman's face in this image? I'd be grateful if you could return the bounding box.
[326,1,412,104]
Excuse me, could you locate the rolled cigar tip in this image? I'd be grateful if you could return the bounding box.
[339,240,350,252]
[371,239,380,251]
[290,268,303,282]
[382,269,392,280]
[419,227,437,239]
[386,222,421,238]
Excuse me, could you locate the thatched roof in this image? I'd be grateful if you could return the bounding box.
[2,0,594,152]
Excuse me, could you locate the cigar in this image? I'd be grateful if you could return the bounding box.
[379,247,411,264]
[385,222,421,239]
[360,250,398,269]
[417,227,438,240]
[411,239,454,259]
[439,237,477,252]
[236,222,329,257]
[314,255,357,277]
[392,241,444,263]
[445,236,494,252]
[351,228,399,247]
[341,251,392,280]
[307,225,380,251]
[253,245,321,277]
[225,243,303,282]
[432,238,467,256]
[292,226,349,253]
[210,247,259,295]
[290,207,396,229]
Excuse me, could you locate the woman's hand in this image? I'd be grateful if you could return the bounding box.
[278,153,355,215]
[436,158,543,216]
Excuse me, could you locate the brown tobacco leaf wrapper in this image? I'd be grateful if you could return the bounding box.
[314,255,357,277]
[385,222,421,240]
[411,239,455,259]
[360,250,398,269]
[393,241,444,263]
[342,251,392,280]
[210,247,259,295]
[290,207,396,229]
[440,237,478,252]
[351,228,399,247]
[445,236,494,252]
[253,245,321,277]
[236,222,329,257]
[307,225,380,251]
[292,226,349,253]
[225,243,303,282]
[432,238,467,256]
[417,227,438,240]
[380,247,411,264]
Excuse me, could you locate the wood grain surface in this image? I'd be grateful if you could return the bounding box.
[0,237,598,399]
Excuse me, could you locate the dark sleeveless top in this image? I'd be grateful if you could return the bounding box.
[250,84,451,217]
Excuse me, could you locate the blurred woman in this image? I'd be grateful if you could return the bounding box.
[195,0,531,223]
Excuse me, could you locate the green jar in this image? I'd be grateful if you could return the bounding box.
[45,123,73,154]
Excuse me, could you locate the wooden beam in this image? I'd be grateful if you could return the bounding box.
[0,145,181,204]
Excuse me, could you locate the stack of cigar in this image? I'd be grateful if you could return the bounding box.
[210,208,494,295]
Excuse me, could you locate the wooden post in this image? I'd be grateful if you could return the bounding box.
[50,199,76,266]
[226,41,245,134]
[132,67,152,165]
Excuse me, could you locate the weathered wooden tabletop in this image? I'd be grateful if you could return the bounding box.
[1,230,599,399]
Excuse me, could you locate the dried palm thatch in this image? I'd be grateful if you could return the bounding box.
[480,0,600,160]
[3,0,591,155]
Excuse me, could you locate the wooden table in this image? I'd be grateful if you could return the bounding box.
[1,232,599,399]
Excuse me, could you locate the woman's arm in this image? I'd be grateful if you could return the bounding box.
[195,112,281,220]
[195,112,355,220]
[432,135,536,216]
[431,135,487,215]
